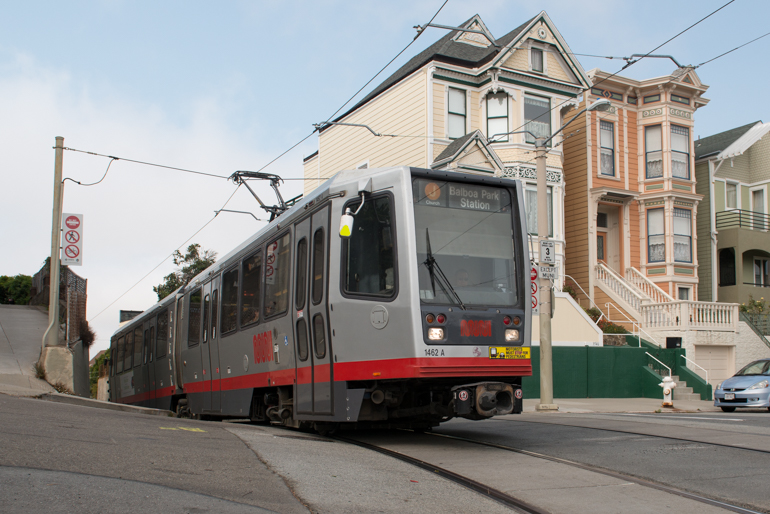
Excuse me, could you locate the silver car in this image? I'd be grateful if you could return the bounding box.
[714,358,770,412]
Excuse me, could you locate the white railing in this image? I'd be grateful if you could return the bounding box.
[626,267,674,303]
[680,355,708,384]
[605,302,660,347]
[640,301,739,332]
[595,263,644,313]
[645,352,671,377]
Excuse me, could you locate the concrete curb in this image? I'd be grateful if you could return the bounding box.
[38,392,175,417]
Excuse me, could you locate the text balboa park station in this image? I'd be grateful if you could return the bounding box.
[448,184,501,211]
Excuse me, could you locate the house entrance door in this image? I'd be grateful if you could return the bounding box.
[597,205,621,273]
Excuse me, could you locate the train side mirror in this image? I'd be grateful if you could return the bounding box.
[339,209,354,238]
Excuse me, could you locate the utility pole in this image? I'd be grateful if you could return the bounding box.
[43,136,64,351]
[534,141,558,412]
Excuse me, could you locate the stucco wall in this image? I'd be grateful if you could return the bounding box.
[531,292,603,346]
[735,321,770,370]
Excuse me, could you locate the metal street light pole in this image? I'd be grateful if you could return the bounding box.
[534,99,611,412]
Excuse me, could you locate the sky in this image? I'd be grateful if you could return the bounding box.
[1,0,768,358]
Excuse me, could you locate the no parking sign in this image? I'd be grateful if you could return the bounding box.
[62,213,83,266]
[531,265,539,315]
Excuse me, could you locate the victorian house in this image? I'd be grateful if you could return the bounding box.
[303,12,592,283]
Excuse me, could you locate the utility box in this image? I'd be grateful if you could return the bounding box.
[666,337,682,349]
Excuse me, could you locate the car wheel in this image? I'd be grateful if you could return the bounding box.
[720,406,736,413]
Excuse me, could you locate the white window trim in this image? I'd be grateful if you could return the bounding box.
[753,257,770,286]
[445,85,469,140]
[750,184,767,213]
[725,180,740,210]
[486,91,510,143]
[677,285,692,301]
[528,41,548,75]
[597,118,620,180]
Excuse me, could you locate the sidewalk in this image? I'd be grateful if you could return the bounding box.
[523,396,721,413]
[0,305,55,396]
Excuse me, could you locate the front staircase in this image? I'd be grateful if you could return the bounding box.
[594,263,739,335]
[670,375,702,401]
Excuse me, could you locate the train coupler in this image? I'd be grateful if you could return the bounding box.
[451,382,522,419]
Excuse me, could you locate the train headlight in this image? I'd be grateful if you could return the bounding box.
[505,329,520,342]
[428,327,444,340]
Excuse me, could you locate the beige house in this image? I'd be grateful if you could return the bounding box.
[303,12,592,282]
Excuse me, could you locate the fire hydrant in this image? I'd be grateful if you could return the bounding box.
[659,376,676,407]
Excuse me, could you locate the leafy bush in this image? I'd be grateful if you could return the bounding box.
[562,285,578,301]
[584,307,602,322]
[79,320,96,348]
[597,319,629,334]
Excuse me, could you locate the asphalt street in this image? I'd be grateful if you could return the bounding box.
[435,412,770,513]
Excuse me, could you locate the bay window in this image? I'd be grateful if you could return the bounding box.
[487,92,509,142]
[524,96,551,144]
[647,208,665,262]
[671,125,690,179]
[673,208,692,263]
[645,125,663,178]
[525,185,553,237]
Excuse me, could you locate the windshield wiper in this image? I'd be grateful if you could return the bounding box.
[423,228,466,310]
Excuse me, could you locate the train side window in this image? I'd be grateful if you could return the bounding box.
[221,267,239,335]
[203,294,210,343]
[149,326,155,362]
[241,252,262,327]
[312,314,326,359]
[188,289,202,347]
[143,329,149,364]
[123,332,133,371]
[342,195,397,299]
[265,233,291,318]
[211,289,218,340]
[156,310,168,358]
[110,340,117,376]
[117,336,125,373]
[296,318,309,361]
[312,228,325,305]
[295,238,308,310]
[133,327,142,368]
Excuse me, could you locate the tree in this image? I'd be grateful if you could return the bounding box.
[153,244,217,301]
[0,274,32,304]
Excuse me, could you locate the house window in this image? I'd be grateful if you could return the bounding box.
[447,88,466,139]
[525,185,553,237]
[531,47,543,73]
[673,208,692,263]
[487,92,508,142]
[726,183,737,209]
[671,94,690,105]
[647,208,665,263]
[755,258,770,286]
[671,125,690,179]
[600,121,614,176]
[645,125,663,179]
[719,248,736,286]
[524,96,551,144]
[678,287,690,300]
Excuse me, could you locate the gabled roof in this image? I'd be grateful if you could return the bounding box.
[695,121,762,160]
[330,15,537,126]
[718,122,770,160]
[431,130,504,171]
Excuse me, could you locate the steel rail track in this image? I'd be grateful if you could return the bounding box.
[427,430,765,514]
[492,416,770,455]
[334,434,548,514]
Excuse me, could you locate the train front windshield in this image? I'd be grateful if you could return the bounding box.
[412,177,518,308]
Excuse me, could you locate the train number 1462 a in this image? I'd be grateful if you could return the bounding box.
[424,348,445,357]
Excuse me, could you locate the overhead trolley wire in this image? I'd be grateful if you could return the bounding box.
[694,30,770,68]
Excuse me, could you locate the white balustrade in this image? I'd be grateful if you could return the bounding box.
[639,301,739,332]
[595,263,643,312]
[625,267,674,303]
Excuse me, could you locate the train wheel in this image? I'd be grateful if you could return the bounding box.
[176,399,190,418]
[313,422,339,436]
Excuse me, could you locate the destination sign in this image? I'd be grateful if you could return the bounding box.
[413,179,509,213]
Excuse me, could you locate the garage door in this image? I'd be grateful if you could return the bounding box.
[694,345,734,388]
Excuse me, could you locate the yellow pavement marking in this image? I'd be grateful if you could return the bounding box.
[160,427,207,432]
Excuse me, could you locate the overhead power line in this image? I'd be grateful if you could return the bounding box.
[695,30,770,68]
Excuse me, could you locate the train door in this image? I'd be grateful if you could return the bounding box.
[293,204,333,416]
[147,316,156,407]
[153,309,170,409]
[200,282,213,411]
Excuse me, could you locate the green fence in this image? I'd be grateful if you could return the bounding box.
[522,345,711,400]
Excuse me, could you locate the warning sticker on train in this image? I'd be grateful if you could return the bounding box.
[489,346,531,359]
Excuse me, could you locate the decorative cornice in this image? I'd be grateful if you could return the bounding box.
[642,108,664,118]
[670,108,692,120]
[500,165,562,184]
